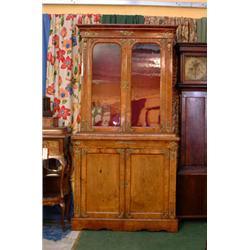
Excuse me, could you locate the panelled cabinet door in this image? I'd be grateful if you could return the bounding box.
[80,148,125,219]
[181,91,207,167]
[125,148,173,219]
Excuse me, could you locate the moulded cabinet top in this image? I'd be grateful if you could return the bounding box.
[43,128,68,138]
[77,24,177,39]
[77,24,178,31]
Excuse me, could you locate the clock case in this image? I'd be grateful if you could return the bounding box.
[176,43,207,86]
[175,43,207,218]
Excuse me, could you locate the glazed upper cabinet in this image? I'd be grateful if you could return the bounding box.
[80,25,176,134]
[72,25,179,232]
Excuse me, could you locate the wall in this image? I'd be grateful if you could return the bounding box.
[42,0,207,18]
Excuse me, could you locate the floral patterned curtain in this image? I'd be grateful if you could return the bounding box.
[46,14,101,133]
[144,16,198,42]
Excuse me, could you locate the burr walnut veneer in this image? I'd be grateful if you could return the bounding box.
[72,25,179,232]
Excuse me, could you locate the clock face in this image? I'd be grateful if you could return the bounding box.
[184,56,207,82]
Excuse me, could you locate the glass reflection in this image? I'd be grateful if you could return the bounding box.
[92,43,121,127]
[131,44,161,127]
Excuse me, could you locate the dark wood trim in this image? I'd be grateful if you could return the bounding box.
[178,166,207,175]
[177,215,207,219]
[176,83,207,90]
[176,43,207,53]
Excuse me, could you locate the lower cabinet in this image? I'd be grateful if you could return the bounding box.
[71,138,179,232]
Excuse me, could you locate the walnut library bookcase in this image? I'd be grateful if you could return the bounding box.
[71,25,179,232]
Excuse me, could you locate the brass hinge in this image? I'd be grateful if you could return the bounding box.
[121,80,129,89]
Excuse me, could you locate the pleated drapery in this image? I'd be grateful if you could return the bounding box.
[197,17,207,42]
[144,16,198,43]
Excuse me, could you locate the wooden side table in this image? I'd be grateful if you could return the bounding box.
[42,128,72,225]
[43,128,69,158]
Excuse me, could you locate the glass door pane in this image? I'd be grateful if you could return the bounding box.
[131,43,161,128]
[92,43,121,127]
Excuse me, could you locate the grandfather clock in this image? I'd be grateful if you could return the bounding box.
[176,43,207,218]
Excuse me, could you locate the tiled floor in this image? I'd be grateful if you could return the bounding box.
[43,220,80,250]
[43,230,80,250]
[43,204,79,249]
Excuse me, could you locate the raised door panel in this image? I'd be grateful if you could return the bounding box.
[81,148,125,218]
[178,90,207,218]
[177,173,207,217]
[125,149,170,219]
[181,91,207,167]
